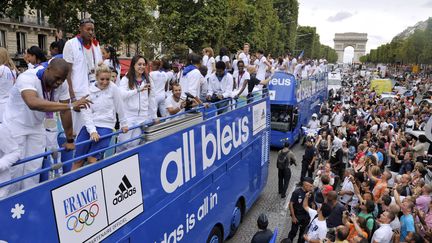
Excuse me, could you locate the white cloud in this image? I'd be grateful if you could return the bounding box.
[423,0,432,7]
[327,11,354,22]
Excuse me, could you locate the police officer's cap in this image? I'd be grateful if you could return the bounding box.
[302,177,314,184]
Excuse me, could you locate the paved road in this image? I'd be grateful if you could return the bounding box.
[227,144,305,243]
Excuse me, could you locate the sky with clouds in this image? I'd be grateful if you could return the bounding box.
[298,0,432,54]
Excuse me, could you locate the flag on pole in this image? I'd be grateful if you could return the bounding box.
[298,50,304,59]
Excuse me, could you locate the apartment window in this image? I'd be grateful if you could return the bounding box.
[36,9,45,26]
[16,32,26,54]
[38,34,47,51]
[0,31,5,48]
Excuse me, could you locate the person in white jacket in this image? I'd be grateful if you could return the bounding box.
[179,53,203,100]
[72,64,128,170]
[149,60,168,117]
[0,124,21,198]
[0,47,18,123]
[117,55,158,152]
[206,61,233,114]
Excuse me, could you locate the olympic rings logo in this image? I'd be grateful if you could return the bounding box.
[66,203,99,232]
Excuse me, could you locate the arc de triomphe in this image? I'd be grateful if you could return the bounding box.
[333,33,368,63]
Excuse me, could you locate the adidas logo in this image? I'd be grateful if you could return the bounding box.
[113,175,137,205]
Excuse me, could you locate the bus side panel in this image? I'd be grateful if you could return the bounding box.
[106,135,268,243]
[0,99,269,243]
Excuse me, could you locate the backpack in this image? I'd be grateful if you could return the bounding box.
[277,151,289,170]
[365,215,378,241]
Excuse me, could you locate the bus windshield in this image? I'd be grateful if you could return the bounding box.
[270,104,297,132]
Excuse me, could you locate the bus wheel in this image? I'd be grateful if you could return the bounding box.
[207,225,223,243]
[229,200,243,237]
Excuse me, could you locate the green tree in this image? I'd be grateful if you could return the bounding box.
[248,0,283,55]
[225,0,258,54]
[273,0,299,52]
[295,26,316,58]
[0,0,85,33]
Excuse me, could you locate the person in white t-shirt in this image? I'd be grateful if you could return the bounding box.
[275,57,288,72]
[238,43,251,67]
[215,47,231,71]
[332,109,344,127]
[339,169,355,206]
[371,211,395,243]
[0,47,18,123]
[293,60,304,80]
[161,59,174,88]
[268,54,275,68]
[202,47,215,77]
[302,191,332,243]
[289,54,298,74]
[25,46,47,70]
[2,59,91,192]
[149,60,169,117]
[255,50,272,81]
[405,115,416,132]
[63,18,103,134]
[102,46,121,84]
[232,60,250,106]
[166,83,186,115]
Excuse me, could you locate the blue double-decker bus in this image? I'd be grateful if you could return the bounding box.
[0,96,270,242]
[268,71,327,148]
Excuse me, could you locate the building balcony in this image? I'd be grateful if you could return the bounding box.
[0,16,55,29]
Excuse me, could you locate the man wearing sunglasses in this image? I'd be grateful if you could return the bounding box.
[63,18,103,134]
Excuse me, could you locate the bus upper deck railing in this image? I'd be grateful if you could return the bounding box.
[0,90,270,190]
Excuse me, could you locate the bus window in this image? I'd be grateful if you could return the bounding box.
[270,104,293,132]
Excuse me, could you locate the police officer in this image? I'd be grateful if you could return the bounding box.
[288,177,315,243]
[251,213,273,243]
[301,138,317,178]
[277,142,297,198]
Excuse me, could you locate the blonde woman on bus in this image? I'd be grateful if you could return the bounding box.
[0,47,18,123]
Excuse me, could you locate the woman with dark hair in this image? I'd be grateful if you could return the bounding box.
[102,46,121,83]
[117,55,157,152]
[215,47,231,71]
[25,46,47,69]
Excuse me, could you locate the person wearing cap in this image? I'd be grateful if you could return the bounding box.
[288,177,315,243]
[63,17,103,134]
[301,138,317,179]
[251,213,273,243]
